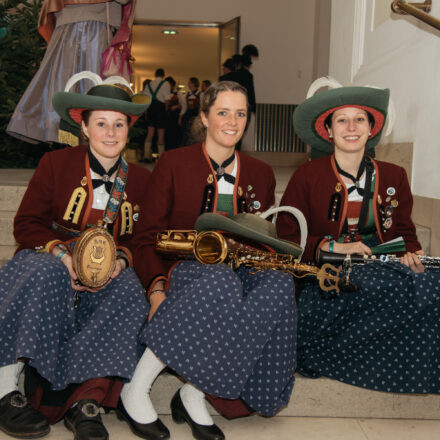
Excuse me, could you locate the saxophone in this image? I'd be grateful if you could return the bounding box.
[156,230,345,293]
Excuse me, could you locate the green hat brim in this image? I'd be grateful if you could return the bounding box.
[293,86,390,153]
[195,212,302,258]
[53,89,150,128]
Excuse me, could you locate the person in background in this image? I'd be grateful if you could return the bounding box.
[142,68,171,161]
[164,76,186,150]
[219,58,235,81]
[228,55,256,114]
[142,78,151,89]
[221,55,255,151]
[242,44,259,62]
[200,80,212,104]
[201,80,212,91]
[7,0,132,145]
[180,77,200,146]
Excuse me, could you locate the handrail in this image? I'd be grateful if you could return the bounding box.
[391,1,440,31]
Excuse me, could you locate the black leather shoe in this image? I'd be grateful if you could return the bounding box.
[0,391,50,439]
[170,390,225,440]
[116,399,170,440]
[64,400,108,440]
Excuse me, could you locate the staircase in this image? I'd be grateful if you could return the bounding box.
[0,158,439,439]
[0,169,31,266]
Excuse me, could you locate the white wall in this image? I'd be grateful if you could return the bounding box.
[329,0,440,199]
[135,0,319,105]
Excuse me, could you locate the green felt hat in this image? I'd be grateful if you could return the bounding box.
[293,84,390,154]
[195,212,302,258]
[52,71,150,129]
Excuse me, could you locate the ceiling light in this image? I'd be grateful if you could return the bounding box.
[162,29,178,35]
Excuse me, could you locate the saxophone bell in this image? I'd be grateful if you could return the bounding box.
[194,231,228,264]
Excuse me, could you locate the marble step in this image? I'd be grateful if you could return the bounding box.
[0,186,26,212]
[14,371,438,421]
[0,244,17,260]
[0,211,16,246]
[148,373,440,420]
[9,413,440,440]
[0,170,33,212]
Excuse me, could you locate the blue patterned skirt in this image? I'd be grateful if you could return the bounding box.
[140,261,297,416]
[0,250,149,390]
[297,262,440,393]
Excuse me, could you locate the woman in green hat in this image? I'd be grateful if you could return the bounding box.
[277,78,440,395]
[0,72,154,440]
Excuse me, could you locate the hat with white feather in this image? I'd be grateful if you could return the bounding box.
[293,77,394,157]
[53,71,150,131]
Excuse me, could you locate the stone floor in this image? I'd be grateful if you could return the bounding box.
[1,413,440,440]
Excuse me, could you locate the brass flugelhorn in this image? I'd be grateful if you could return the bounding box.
[156,230,344,293]
[318,249,440,269]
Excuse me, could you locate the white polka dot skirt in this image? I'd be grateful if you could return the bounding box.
[140,261,297,416]
[0,250,149,390]
[297,262,440,393]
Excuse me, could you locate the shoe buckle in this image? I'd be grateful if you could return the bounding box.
[81,402,100,418]
[10,393,27,408]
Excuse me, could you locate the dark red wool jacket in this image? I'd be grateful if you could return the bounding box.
[134,143,276,291]
[14,144,151,264]
[276,154,421,263]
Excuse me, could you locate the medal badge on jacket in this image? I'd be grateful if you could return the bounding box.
[73,159,129,288]
[73,221,117,289]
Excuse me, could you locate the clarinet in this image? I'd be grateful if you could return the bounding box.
[317,250,440,269]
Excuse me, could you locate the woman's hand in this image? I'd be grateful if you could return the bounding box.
[93,258,127,291]
[54,251,90,292]
[321,240,372,255]
[109,258,126,280]
[148,281,166,322]
[400,250,425,273]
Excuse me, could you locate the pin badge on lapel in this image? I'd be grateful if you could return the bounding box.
[386,187,396,196]
[384,217,393,229]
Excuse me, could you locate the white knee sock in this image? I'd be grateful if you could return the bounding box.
[143,140,152,158]
[120,348,165,424]
[180,383,213,426]
[0,362,24,400]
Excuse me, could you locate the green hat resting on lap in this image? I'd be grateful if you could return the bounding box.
[293,77,393,158]
[52,71,150,145]
[195,212,303,258]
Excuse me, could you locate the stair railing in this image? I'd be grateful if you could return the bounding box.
[391,0,440,30]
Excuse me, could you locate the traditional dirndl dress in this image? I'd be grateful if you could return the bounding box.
[296,179,440,394]
[0,249,149,390]
[141,260,297,417]
[297,262,440,393]
[6,19,109,144]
